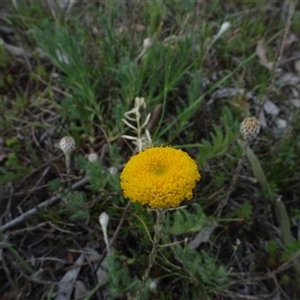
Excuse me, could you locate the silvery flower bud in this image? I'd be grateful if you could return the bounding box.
[99,212,109,229]
[143,37,153,50]
[88,153,98,163]
[59,136,75,155]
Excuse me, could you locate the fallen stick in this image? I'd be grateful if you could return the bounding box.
[0,177,88,233]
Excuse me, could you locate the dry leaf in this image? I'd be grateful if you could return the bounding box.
[276,118,287,129]
[188,222,218,250]
[83,247,109,285]
[74,281,88,300]
[0,25,15,35]
[279,73,300,86]
[58,0,70,9]
[3,42,30,57]
[283,33,298,51]
[258,110,267,128]
[55,253,85,300]
[263,99,280,116]
[294,60,300,76]
[256,39,274,70]
[211,87,247,99]
[290,99,300,108]
[96,258,109,285]
[83,247,101,262]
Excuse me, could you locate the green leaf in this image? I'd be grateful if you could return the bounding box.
[276,198,293,245]
[237,139,268,190]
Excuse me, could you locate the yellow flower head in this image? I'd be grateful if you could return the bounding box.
[120,147,200,208]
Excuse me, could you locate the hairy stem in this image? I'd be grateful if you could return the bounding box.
[65,153,71,190]
[135,208,165,300]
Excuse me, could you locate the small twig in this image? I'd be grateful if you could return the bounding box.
[146,104,162,134]
[254,249,300,282]
[1,182,13,223]
[0,177,89,232]
[2,256,16,289]
[233,248,300,286]
[17,267,60,286]
[14,153,64,192]
[215,141,249,218]
[227,4,273,17]
[18,166,51,207]
[270,272,290,300]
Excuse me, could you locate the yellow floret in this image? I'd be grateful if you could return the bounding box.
[120,147,200,208]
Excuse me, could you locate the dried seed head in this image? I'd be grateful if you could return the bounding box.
[59,136,76,155]
[240,117,260,141]
[88,153,98,163]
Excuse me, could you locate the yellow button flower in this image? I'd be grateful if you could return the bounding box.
[120,147,200,208]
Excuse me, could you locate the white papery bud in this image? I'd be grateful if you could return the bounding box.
[59,136,75,155]
[99,212,110,253]
[219,22,231,36]
[149,280,157,291]
[88,153,98,163]
[143,37,153,50]
[108,167,118,175]
[214,22,231,41]
[99,212,109,229]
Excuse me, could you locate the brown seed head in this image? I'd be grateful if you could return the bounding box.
[240,117,260,141]
[59,136,75,155]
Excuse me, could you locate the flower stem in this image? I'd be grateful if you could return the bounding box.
[135,208,165,300]
[65,153,72,191]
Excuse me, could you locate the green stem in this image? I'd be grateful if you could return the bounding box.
[135,208,165,300]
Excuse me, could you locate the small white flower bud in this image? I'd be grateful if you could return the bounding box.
[213,22,231,42]
[59,136,75,155]
[149,280,157,291]
[108,167,118,175]
[99,212,110,253]
[99,212,109,229]
[143,37,153,50]
[219,22,231,36]
[88,153,98,163]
